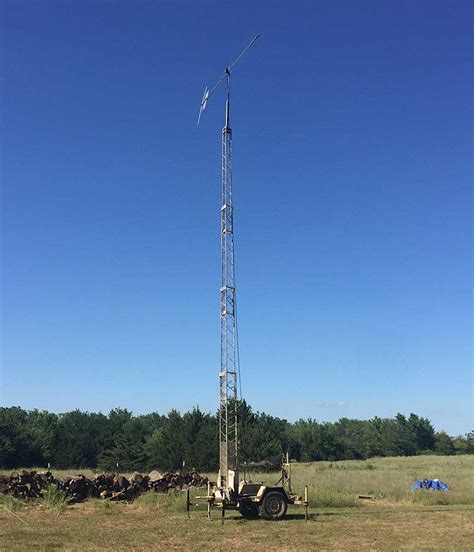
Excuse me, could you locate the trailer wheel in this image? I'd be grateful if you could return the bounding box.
[239,502,259,519]
[259,491,287,520]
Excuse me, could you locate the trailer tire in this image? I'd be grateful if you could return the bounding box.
[239,502,259,519]
[259,491,287,520]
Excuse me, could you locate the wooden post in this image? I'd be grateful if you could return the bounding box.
[207,481,211,520]
[288,452,292,493]
[304,485,308,522]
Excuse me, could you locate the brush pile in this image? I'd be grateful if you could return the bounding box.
[0,469,209,503]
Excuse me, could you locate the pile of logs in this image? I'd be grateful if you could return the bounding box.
[0,469,209,503]
[0,470,56,499]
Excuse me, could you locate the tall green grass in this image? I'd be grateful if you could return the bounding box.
[289,455,474,507]
[135,490,187,513]
[1,455,472,510]
[219,455,474,509]
[0,494,24,512]
[41,483,67,512]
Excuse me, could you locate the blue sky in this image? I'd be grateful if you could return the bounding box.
[1,1,472,435]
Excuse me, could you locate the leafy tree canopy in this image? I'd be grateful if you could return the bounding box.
[0,405,471,471]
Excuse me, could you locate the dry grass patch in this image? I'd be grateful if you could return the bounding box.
[1,455,473,550]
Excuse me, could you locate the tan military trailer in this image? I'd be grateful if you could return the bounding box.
[195,457,308,521]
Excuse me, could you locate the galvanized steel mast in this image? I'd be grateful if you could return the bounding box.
[198,34,260,497]
[219,69,237,494]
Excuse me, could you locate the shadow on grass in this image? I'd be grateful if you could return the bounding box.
[213,512,318,523]
[284,513,317,521]
[187,503,474,523]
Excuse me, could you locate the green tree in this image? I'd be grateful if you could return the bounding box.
[0,407,37,468]
[53,410,102,468]
[28,409,58,465]
[434,432,456,455]
[99,418,149,471]
[239,407,288,464]
[107,408,133,436]
[407,414,436,452]
[182,408,218,470]
[453,430,474,454]
[388,414,417,455]
[289,419,334,461]
[144,410,184,470]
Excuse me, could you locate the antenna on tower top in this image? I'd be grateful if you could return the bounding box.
[197,33,261,125]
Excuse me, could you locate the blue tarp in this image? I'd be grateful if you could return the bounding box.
[412,479,449,492]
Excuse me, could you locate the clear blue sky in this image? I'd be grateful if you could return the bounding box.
[1,1,472,435]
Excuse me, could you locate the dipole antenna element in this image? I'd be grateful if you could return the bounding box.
[197,33,260,125]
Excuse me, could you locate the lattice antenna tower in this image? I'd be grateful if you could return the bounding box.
[198,34,260,496]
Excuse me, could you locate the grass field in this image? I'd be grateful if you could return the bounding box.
[1,455,473,551]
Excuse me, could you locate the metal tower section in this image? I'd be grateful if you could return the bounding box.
[219,72,237,493]
[197,34,260,496]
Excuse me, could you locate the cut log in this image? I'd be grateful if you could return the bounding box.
[148,470,163,483]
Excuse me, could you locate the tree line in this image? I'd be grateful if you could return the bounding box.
[0,403,472,471]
